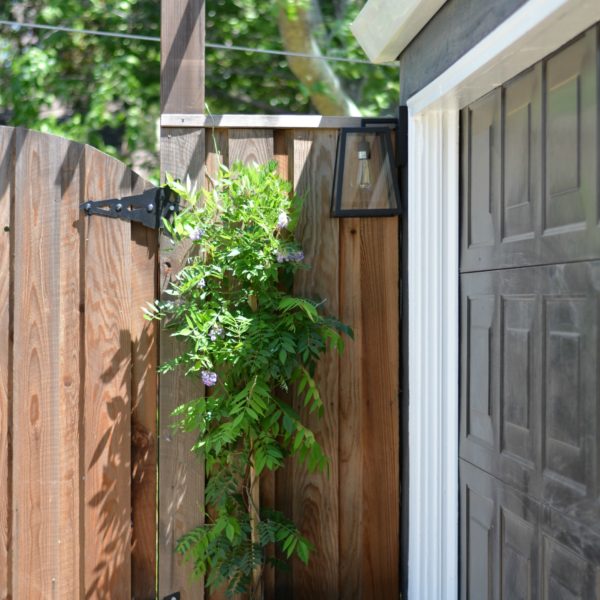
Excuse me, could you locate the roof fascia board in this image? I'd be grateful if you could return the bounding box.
[350,0,446,64]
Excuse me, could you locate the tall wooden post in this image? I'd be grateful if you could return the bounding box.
[159,1,205,598]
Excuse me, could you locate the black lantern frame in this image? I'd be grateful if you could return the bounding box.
[330,110,406,218]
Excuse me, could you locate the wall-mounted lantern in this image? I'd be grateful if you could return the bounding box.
[331,108,407,217]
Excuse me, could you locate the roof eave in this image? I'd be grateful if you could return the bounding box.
[350,0,447,64]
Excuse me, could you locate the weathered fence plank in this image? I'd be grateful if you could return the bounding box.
[290,130,341,598]
[0,126,13,599]
[228,129,274,165]
[12,130,83,597]
[360,218,399,596]
[339,217,400,597]
[339,217,363,599]
[56,136,86,598]
[205,128,229,189]
[83,149,133,599]
[131,202,159,597]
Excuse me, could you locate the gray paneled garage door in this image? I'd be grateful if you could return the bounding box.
[460,25,600,599]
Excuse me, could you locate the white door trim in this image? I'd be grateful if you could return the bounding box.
[406,1,600,598]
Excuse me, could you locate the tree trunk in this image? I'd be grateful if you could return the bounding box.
[277,0,361,116]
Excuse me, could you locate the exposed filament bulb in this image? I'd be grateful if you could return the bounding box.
[357,138,371,190]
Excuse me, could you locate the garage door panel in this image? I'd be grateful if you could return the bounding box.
[461,462,600,600]
[500,295,536,466]
[500,505,537,600]
[541,508,600,600]
[461,461,540,600]
[460,262,600,526]
[461,461,499,600]
[544,31,597,235]
[543,297,590,492]
[503,66,540,242]
[464,294,496,448]
[463,90,500,253]
[461,28,598,273]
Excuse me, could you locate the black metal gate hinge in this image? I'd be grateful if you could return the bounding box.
[80,186,180,229]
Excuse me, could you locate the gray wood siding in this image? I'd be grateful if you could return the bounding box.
[399,0,528,103]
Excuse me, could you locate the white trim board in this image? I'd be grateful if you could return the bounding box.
[350,0,446,64]
[405,0,600,599]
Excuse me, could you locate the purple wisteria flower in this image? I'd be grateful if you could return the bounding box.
[189,226,205,241]
[201,370,218,387]
[275,249,304,264]
[209,324,224,341]
[277,211,290,230]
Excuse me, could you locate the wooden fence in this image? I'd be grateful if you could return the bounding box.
[0,121,399,599]
[161,121,400,599]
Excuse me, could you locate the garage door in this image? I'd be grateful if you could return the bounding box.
[460,25,600,598]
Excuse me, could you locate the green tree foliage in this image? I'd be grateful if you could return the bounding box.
[147,162,351,596]
[0,0,398,174]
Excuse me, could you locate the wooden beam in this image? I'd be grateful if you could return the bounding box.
[161,114,364,129]
[0,127,13,600]
[161,0,206,114]
[159,1,206,598]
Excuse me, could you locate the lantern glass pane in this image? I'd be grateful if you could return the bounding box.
[336,130,398,213]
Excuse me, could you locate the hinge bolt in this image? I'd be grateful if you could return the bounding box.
[168,204,176,212]
[115,203,123,212]
[84,202,92,214]
[147,203,155,213]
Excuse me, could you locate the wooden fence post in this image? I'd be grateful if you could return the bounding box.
[159,1,206,598]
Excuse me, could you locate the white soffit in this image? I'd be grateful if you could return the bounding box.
[350,0,446,64]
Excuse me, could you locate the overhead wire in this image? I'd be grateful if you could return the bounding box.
[0,19,398,67]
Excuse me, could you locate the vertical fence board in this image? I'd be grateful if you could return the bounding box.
[228,130,274,165]
[159,128,205,600]
[83,150,133,599]
[290,130,340,599]
[339,217,364,598]
[205,129,229,188]
[130,172,159,598]
[56,138,85,597]
[0,127,13,599]
[360,217,399,596]
[12,130,82,598]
